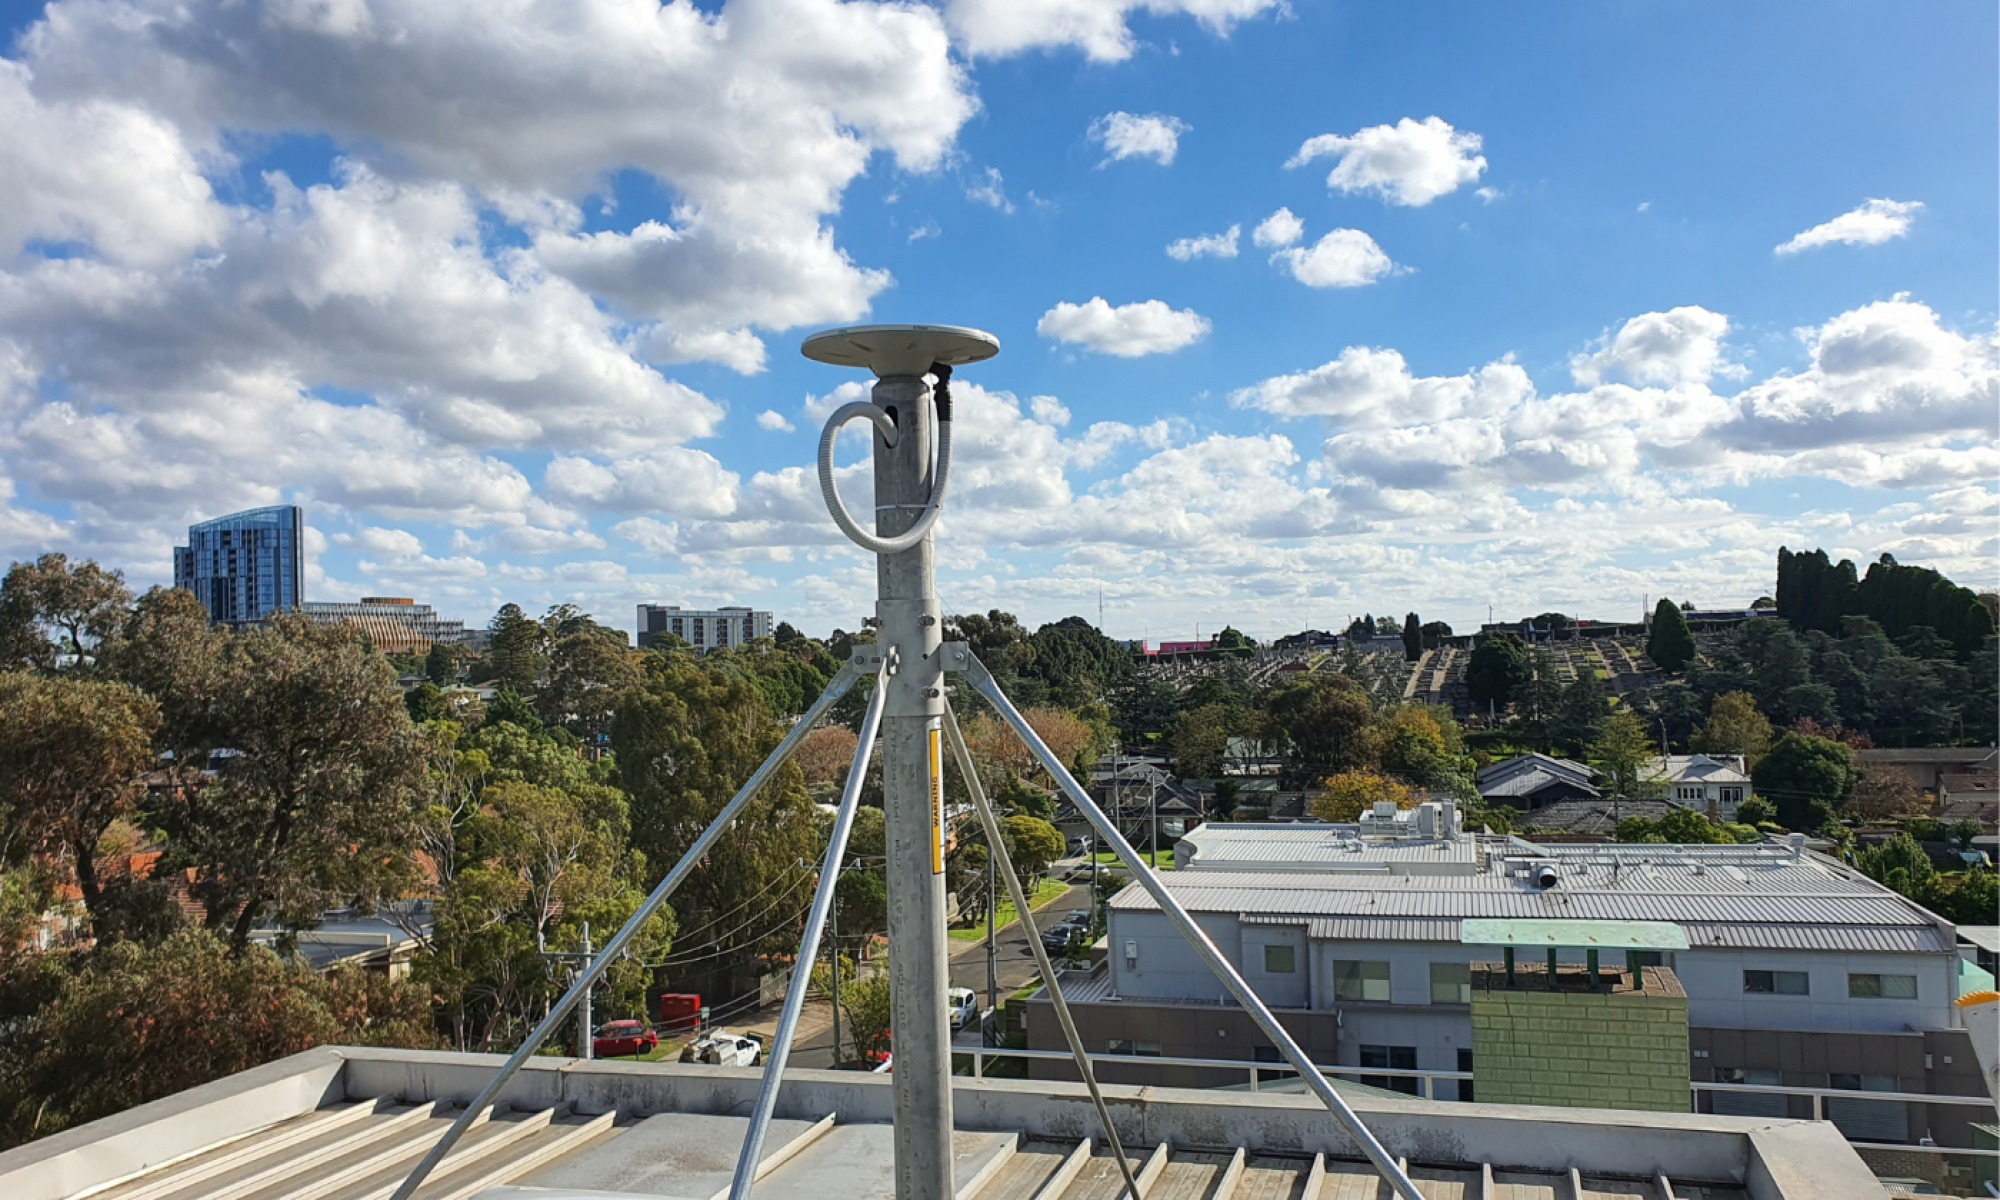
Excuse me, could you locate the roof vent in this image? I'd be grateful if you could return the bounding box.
[1533,863,1559,890]
[1787,832,1806,859]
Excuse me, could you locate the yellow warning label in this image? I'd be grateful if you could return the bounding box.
[928,724,944,874]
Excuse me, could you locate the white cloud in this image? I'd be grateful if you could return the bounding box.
[1775,198,1924,256]
[1090,111,1190,166]
[757,410,796,433]
[1475,186,1500,204]
[0,62,227,268]
[1036,297,1211,357]
[1272,229,1398,289]
[1232,349,1532,428]
[1286,116,1487,207]
[907,219,941,242]
[942,0,1281,62]
[15,0,979,372]
[333,526,425,560]
[1251,207,1304,249]
[1570,307,1736,388]
[1166,224,1239,261]
[965,167,1015,213]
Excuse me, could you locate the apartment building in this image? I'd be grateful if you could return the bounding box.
[1031,805,1988,1159]
[636,603,774,651]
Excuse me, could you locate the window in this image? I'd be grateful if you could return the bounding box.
[1107,1040,1160,1057]
[1360,1044,1419,1095]
[1430,961,1471,1005]
[1332,960,1391,1002]
[1712,1068,1786,1117]
[1848,973,1917,999]
[1721,786,1743,804]
[1262,944,1296,974]
[1456,1048,1474,1103]
[1743,969,1809,995]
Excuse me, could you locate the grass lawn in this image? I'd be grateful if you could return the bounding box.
[948,877,1068,942]
[1091,848,1174,870]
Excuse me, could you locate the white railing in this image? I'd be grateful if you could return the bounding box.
[953,1048,2000,1158]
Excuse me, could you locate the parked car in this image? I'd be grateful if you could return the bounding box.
[591,1019,659,1059]
[1039,924,1078,952]
[1059,910,1090,929]
[947,986,978,1030]
[679,1030,764,1067]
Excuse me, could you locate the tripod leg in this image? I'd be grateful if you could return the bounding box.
[942,706,1141,1199]
[390,662,865,1200]
[955,653,1426,1200]
[729,668,888,1200]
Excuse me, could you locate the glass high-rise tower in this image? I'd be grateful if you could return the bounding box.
[173,505,304,625]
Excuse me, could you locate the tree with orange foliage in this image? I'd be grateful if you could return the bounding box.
[1310,770,1414,823]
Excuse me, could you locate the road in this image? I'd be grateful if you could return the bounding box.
[727,874,1093,1070]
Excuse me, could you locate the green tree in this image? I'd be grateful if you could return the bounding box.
[486,603,546,694]
[0,553,133,672]
[0,932,437,1146]
[96,586,224,763]
[1419,620,1453,651]
[1376,704,1470,794]
[1263,672,1375,785]
[998,814,1064,881]
[1646,599,1697,673]
[156,613,427,950]
[1691,691,1772,766]
[1590,708,1656,801]
[1466,633,1530,711]
[993,772,1055,821]
[1734,795,1777,827]
[1751,732,1857,831]
[0,674,160,935]
[1552,676,1610,752]
[1170,704,1231,778]
[539,626,641,740]
[425,641,458,685]
[612,656,818,979]
[1401,613,1422,662]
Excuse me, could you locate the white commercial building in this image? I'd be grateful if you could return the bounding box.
[1644,753,1753,820]
[636,603,774,652]
[1038,806,1990,1162]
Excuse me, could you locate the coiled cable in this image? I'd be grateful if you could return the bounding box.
[817,362,953,554]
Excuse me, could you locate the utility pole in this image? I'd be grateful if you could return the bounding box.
[829,900,841,1068]
[538,921,598,1059]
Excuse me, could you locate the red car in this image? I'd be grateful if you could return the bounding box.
[592,1020,659,1059]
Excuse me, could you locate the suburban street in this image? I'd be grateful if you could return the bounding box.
[724,875,1093,1070]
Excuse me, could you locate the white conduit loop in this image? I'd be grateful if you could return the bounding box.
[816,380,953,556]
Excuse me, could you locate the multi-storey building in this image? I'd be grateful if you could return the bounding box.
[636,603,773,651]
[300,597,469,654]
[1032,805,1990,1162]
[172,505,303,626]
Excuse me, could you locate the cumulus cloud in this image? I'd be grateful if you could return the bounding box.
[1272,229,1399,288]
[1286,116,1487,206]
[1570,307,1736,388]
[1776,199,1923,256]
[1166,224,1239,261]
[1036,297,1211,357]
[943,0,1281,62]
[757,410,796,433]
[1089,111,1190,166]
[1251,207,1304,249]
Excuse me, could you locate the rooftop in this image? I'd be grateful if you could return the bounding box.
[0,1045,1881,1199]
[1120,830,1957,954]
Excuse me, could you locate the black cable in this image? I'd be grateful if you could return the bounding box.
[929,361,953,421]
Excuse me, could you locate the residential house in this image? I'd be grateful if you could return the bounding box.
[1475,753,1599,810]
[1643,754,1751,821]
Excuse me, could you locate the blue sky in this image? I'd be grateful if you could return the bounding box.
[0,0,1992,642]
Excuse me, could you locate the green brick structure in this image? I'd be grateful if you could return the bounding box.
[1469,962,1689,1113]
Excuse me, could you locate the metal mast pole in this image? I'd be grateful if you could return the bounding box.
[985,845,997,1016]
[873,370,954,1200]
